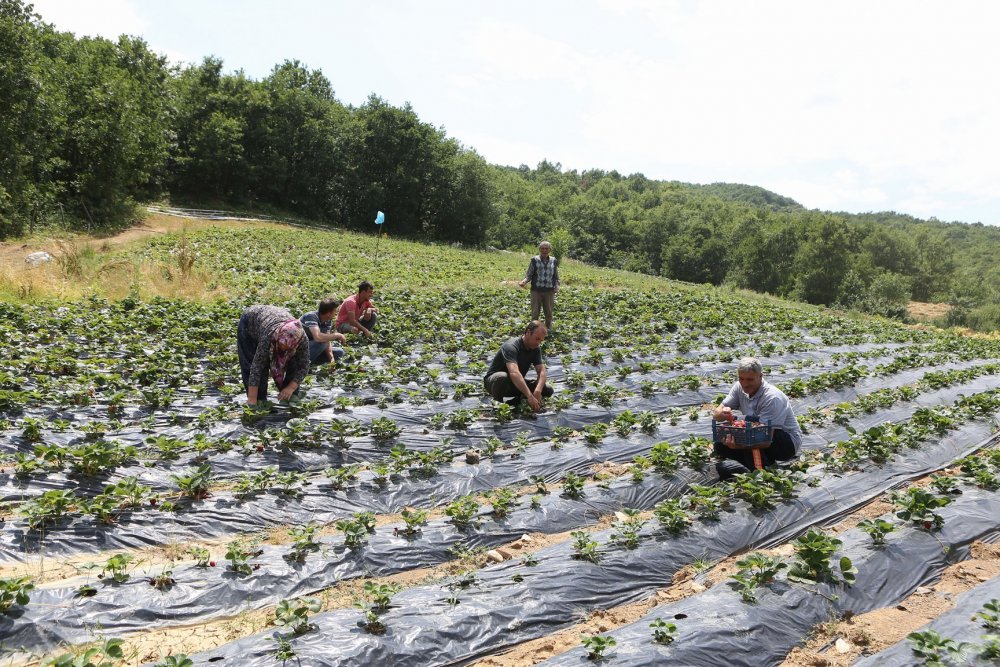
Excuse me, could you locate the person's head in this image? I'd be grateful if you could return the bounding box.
[317,296,341,322]
[522,320,548,349]
[358,280,374,299]
[736,357,763,396]
[273,320,305,352]
[538,241,552,257]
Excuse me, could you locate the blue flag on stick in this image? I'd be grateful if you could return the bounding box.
[375,211,385,225]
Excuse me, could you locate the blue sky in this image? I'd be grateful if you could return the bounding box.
[29,0,1000,225]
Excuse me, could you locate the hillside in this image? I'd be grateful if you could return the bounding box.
[1,215,1000,665]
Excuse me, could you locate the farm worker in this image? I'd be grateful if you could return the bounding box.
[711,357,802,480]
[336,280,379,337]
[237,305,310,405]
[484,320,554,412]
[299,296,346,366]
[518,240,559,330]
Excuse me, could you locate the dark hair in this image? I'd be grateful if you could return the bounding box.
[318,296,342,315]
[524,320,546,335]
[358,280,373,293]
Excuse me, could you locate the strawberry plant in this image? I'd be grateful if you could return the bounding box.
[171,463,212,500]
[287,524,320,561]
[324,464,361,490]
[21,489,77,531]
[892,486,951,530]
[857,518,896,546]
[653,499,691,534]
[148,567,175,591]
[907,630,970,665]
[678,435,711,469]
[369,416,401,442]
[571,530,601,563]
[226,540,260,575]
[612,410,638,437]
[581,634,616,660]
[649,442,680,474]
[445,495,480,528]
[488,487,519,518]
[611,509,646,549]
[684,485,729,521]
[399,507,428,535]
[730,552,787,603]
[975,599,1000,630]
[562,472,586,499]
[189,546,211,567]
[582,422,608,445]
[0,575,33,614]
[153,655,193,667]
[46,638,124,667]
[650,618,678,644]
[630,454,651,483]
[101,553,133,584]
[105,476,151,508]
[274,597,321,635]
[335,517,369,549]
[787,529,856,585]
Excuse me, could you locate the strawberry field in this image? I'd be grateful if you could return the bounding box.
[2,221,1000,666]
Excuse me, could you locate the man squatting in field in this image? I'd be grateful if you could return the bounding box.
[712,357,802,480]
[483,321,554,412]
[336,280,379,338]
[237,305,310,405]
[300,296,346,366]
[519,240,559,330]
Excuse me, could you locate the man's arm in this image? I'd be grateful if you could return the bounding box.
[505,360,541,410]
[307,325,345,343]
[553,260,560,292]
[518,258,534,288]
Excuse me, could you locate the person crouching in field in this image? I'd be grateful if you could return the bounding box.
[300,296,346,367]
[336,280,379,338]
[237,305,309,405]
[712,357,802,480]
[483,321,554,412]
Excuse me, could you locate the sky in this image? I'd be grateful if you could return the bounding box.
[27,0,1000,226]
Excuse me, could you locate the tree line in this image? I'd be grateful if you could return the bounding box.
[1,0,997,330]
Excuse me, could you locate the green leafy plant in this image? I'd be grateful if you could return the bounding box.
[562,472,586,499]
[730,552,787,603]
[571,530,601,563]
[907,630,970,665]
[100,553,133,584]
[274,597,321,635]
[787,529,856,585]
[857,518,896,546]
[171,463,212,500]
[650,617,677,644]
[152,655,193,667]
[975,599,1000,631]
[581,634,616,660]
[445,495,480,528]
[653,499,691,534]
[45,638,124,667]
[488,487,519,518]
[399,507,429,535]
[0,575,33,614]
[287,524,320,561]
[892,486,951,531]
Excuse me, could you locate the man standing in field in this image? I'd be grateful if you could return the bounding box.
[336,280,379,338]
[519,240,559,330]
[484,321,554,412]
[300,296,346,366]
[712,357,802,479]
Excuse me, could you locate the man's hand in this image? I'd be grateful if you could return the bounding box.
[277,386,295,401]
[518,279,528,289]
[722,433,738,449]
[714,406,734,422]
[527,394,541,412]
[333,332,347,344]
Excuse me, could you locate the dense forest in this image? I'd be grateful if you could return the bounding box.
[2,0,998,329]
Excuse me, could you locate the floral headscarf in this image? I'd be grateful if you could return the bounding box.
[270,319,305,386]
